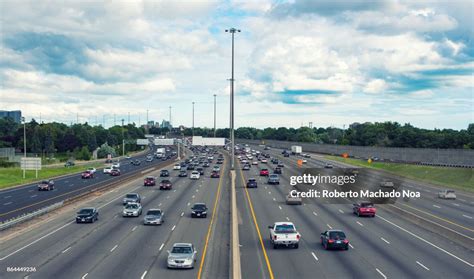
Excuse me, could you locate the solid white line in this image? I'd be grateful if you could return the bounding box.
[3,202,12,206]
[140,270,148,279]
[181,212,184,217]
[110,244,118,252]
[327,224,332,229]
[278,206,282,210]
[356,221,364,227]
[311,252,319,261]
[433,205,441,208]
[338,209,344,214]
[349,243,354,249]
[159,243,164,251]
[0,221,74,261]
[462,214,472,219]
[61,247,71,253]
[381,237,390,244]
[377,215,474,267]
[416,261,430,271]
[313,211,318,216]
[132,226,137,231]
[376,268,387,279]
[171,225,176,231]
[81,273,88,279]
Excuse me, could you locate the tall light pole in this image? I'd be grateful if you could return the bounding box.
[225,27,240,170]
[128,112,130,124]
[121,119,125,157]
[192,102,195,137]
[22,117,26,178]
[213,94,217,137]
[169,106,172,127]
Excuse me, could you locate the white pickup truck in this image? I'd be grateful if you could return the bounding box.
[268,222,301,249]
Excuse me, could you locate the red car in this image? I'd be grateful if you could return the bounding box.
[81,171,94,179]
[259,169,269,176]
[144,176,156,186]
[353,202,376,217]
[160,180,172,190]
[211,171,220,178]
[38,180,55,191]
[110,169,121,176]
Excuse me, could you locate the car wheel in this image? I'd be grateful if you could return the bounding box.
[273,243,278,249]
[91,218,95,223]
[294,243,299,249]
[345,245,349,250]
[357,211,360,217]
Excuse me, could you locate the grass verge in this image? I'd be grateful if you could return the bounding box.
[326,156,473,193]
[0,162,104,190]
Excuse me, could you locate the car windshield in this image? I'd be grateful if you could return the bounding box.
[41,180,49,184]
[171,246,193,254]
[193,204,206,210]
[361,203,374,208]
[446,190,455,194]
[329,231,346,239]
[270,175,278,179]
[275,224,296,233]
[125,204,139,209]
[79,209,93,214]
[147,210,161,216]
[248,179,256,182]
[146,177,154,180]
[261,169,268,171]
[126,194,137,199]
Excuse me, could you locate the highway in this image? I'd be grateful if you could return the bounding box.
[236,145,473,279]
[0,147,176,223]
[0,148,230,279]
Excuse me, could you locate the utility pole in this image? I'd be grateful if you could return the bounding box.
[192,102,195,137]
[77,113,79,124]
[103,115,105,127]
[169,106,172,127]
[213,94,217,137]
[121,119,125,157]
[22,117,26,178]
[114,114,116,126]
[309,122,313,129]
[225,27,240,170]
[128,112,130,124]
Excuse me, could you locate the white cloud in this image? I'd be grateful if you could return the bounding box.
[363,79,388,94]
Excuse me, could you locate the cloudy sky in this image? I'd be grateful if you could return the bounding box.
[1,0,472,130]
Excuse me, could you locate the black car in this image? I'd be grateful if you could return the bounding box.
[186,165,195,171]
[277,163,284,168]
[178,170,187,177]
[191,203,208,218]
[76,207,99,223]
[321,230,349,250]
[160,170,170,177]
[283,153,290,157]
[247,178,258,188]
[131,160,141,166]
[196,167,204,175]
[273,167,282,174]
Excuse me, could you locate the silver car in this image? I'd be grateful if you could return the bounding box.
[143,209,164,225]
[122,202,142,217]
[438,190,456,200]
[167,243,197,269]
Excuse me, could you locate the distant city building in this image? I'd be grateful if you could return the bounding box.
[161,120,172,129]
[147,120,155,127]
[0,110,22,123]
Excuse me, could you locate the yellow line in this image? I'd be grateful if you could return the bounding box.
[238,162,275,279]
[397,203,474,232]
[197,158,225,279]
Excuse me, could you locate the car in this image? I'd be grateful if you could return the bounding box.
[191,203,208,218]
[286,193,302,205]
[324,163,334,169]
[160,170,170,177]
[268,222,300,249]
[302,159,307,164]
[112,162,120,168]
[103,166,113,174]
[277,163,285,168]
[283,153,290,157]
[210,171,220,178]
[144,176,156,186]
[64,161,75,167]
[261,159,268,163]
[110,168,121,176]
[123,193,141,205]
[247,178,258,188]
[190,171,200,180]
[76,207,98,223]
[81,170,94,179]
[213,166,220,172]
[178,170,188,177]
[304,154,311,158]
[196,167,205,175]
[146,157,153,162]
[173,164,181,170]
[273,167,282,174]
[438,190,456,200]
[131,159,141,166]
[86,167,96,174]
[353,202,376,217]
[122,202,142,217]
[125,155,131,159]
[203,162,210,167]
[259,169,269,176]
[267,174,280,185]
[167,243,197,269]
[105,159,113,163]
[217,159,224,164]
[252,161,258,165]
[320,230,349,250]
[160,179,173,190]
[186,165,195,171]
[242,164,250,171]
[38,180,55,191]
[144,209,164,225]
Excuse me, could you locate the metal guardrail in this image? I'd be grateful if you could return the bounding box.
[0,202,64,231]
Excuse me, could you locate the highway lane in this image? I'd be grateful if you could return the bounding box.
[0,147,178,222]
[0,149,230,279]
[255,146,474,239]
[236,151,473,279]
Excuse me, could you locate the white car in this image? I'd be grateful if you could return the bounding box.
[173,164,181,170]
[252,161,258,165]
[190,171,200,180]
[103,166,113,174]
[268,222,300,249]
[438,190,456,200]
[122,202,142,217]
[302,159,307,164]
[112,162,120,168]
[261,159,268,163]
[87,167,97,174]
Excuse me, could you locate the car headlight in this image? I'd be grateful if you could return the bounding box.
[192,211,196,214]
[202,211,207,214]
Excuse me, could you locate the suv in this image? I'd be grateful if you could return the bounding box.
[320,230,349,250]
[38,180,55,191]
[123,193,141,205]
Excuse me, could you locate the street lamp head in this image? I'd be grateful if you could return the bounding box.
[225,28,241,33]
